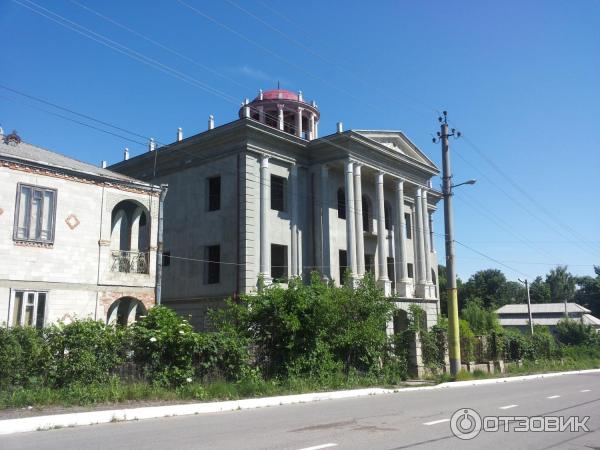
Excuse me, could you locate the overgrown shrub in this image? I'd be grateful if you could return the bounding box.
[216,272,394,378]
[461,300,501,335]
[131,306,197,386]
[0,326,49,388]
[459,319,475,362]
[555,320,599,346]
[45,320,127,387]
[195,331,250,382]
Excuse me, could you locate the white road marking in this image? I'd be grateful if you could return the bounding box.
[581,389,591,393]
[499,404,518,410]
[423,418,450,426]
[297,444,338,450]
[547,395,561,399]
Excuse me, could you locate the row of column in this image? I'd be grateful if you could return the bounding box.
[258,155,434,297]
[257,105,318,140]
[335,160,434,298]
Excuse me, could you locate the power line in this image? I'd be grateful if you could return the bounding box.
[69,0,254,92]
[0,93,148,148]
[10,0,596,279]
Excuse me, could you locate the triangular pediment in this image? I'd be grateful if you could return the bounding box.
[353,130,438,171]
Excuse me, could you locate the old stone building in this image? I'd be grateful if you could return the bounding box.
[111,89,442,330]
[0,130,162,327]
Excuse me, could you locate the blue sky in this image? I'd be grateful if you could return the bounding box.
[1,0,599,281]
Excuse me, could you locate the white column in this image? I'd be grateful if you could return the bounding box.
[353,164,365,277]
[257,106,265,124]
[129,208,143,252]
[344,160,357,280]
[414,187,427,295]
[422,190,435,299]
[314,121,319,139]
[321,165,331,280]
[296,107,304,138]
[422,190,432,283]
[260,155,271,283]
[308,113,315,140]
[376,172,391,296]
[290,165,299,277]
[394,179,410,297]
[277,104,284,131]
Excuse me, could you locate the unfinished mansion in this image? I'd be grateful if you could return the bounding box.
[111,89,442,330]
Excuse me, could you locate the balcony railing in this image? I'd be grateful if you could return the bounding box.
[111,250,149,274]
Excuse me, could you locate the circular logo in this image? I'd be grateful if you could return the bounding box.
[450,408,482,440]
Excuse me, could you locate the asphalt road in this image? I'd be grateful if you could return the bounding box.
[3,372,600,450]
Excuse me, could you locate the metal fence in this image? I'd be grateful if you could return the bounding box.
[111,250,149,274]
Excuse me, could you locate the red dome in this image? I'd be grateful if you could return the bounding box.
[256,89,300,101]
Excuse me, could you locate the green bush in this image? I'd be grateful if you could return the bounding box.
[45,320,127,387]
[459,319,475,362]
[555,320,599,346]
[131,306,197,386]
[195,331,250,382]
[461,300,501,335]
[217,272,394,378]
[0,326,49,388]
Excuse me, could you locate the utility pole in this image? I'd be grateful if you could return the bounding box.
[518,278,534,335]
[434,111,461,376]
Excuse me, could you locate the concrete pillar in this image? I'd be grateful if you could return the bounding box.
[111,210,128,251]
[296,107,304,138]
[415,187,427,296]
[277,104,284,131]
[376,172,391,296]
[259,155,271,284]
[314,121,319,139]
[290,165,299,277]
[308,113,315,140]
[130,207,144,252]
[321,165,331,280]
[344,160,357,280]
[353,164,365,278]
[394,179,410,297]
[257,106,265,124]
[422,190,433,286]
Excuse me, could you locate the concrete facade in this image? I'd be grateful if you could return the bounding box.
[110,89,442,330]
[0,136,160,327]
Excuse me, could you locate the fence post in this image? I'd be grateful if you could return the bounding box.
[408,330,425,379]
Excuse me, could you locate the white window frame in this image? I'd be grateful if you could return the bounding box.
[9,290,48,328]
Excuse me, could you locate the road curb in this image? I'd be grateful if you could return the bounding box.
[1,368,599,435]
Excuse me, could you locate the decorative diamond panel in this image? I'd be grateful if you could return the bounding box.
[65,214,80,230]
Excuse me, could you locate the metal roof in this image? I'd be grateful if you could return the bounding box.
[496,303,591,315]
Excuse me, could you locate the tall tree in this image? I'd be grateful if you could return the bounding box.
[546,265,576,303]
[574,266,600,317]
[529,276,551,303]
[460,269,508,310]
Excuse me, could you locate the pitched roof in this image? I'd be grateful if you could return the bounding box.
[496,303,591,314]
[0,139,151,186]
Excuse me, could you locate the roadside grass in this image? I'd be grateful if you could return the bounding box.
[0,373,396,410]
[3,358,599,411]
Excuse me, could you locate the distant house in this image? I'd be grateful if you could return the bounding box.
[0,130,165,328]
[496,303,600,333]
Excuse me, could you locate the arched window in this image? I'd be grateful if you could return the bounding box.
[337,188,346,219]
[384,201,392,231]
[362,195,371,232]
